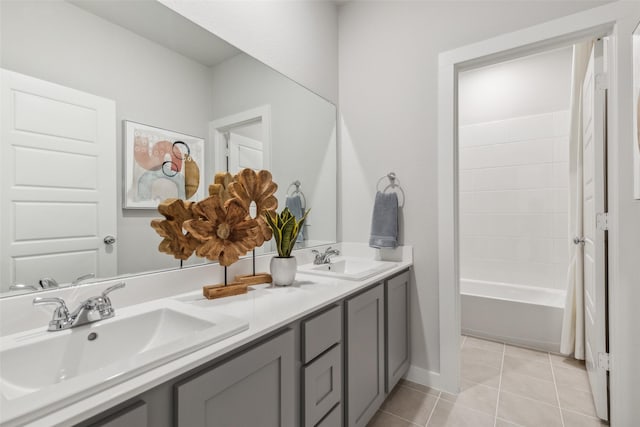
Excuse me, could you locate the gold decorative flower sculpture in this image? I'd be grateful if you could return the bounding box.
[183,195,261,266]
[208,172,234,202]
[150,198,200,260]
[229,169,278,247]
[151,168,279,267]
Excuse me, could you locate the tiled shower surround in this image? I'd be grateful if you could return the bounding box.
[459,111,570,290]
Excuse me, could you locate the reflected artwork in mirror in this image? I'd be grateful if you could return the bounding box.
[0,0,337,296]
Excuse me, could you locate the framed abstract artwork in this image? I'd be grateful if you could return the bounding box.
[123,121,205,209]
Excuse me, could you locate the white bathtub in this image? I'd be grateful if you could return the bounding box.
[461,279,565,352]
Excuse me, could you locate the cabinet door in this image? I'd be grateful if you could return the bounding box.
[385,270,410,392]
[345,284,384,427]
[303,344,342,426]
[175,329,295,427]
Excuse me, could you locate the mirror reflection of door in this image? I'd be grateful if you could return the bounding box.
[225,119,264,174]
[210,109,273,255]
[0,69,117,292]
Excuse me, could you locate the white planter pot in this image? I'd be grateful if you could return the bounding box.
[270,256,297,286]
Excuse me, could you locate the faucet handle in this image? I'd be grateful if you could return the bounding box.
[102,282,125,298]
[39,277,59,289]
[72,273,95,285]
[33,297,71,328]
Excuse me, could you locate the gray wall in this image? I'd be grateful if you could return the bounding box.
[209,53,337,244]
[1,0,212,275]
[338,0,607,378]
[160,0,339,104]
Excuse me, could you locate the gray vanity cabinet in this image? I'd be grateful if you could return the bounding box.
[174,329,295,427]
[345,283,385,427]
[86,401,147,427]
[301,304,343,427]
[385,270,411,392]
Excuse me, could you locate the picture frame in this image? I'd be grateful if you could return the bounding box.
[123,121,205,209]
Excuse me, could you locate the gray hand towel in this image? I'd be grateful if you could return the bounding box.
[286,195,305,242]
[369,191,398,248]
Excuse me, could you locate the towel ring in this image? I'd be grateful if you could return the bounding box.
[287,180,307,211]
[376,172,405,208]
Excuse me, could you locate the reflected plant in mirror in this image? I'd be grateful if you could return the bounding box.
[0,0,337,296]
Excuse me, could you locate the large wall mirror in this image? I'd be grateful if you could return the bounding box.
[0,0,337,296]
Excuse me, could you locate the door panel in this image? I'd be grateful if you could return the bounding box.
[581,39,608,421]
[228,133,263,173]
[1,69,117,290]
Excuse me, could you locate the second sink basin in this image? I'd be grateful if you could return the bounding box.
[298,256,397,281]
[0,298,248,425]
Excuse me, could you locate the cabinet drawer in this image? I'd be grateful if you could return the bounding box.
[316,403,342,427]
[302,304,342,363]
[302,344,342,427]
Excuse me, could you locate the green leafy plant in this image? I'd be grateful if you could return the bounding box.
[264,207,310,257]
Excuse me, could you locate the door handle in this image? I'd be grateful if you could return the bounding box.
[573,236,585,245]
[104,235,116,245]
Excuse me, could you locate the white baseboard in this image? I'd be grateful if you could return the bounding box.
[404,365,443,392]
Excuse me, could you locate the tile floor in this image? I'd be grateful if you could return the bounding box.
[367,335,607,427]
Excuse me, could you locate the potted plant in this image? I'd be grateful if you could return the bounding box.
[264,207,310,286]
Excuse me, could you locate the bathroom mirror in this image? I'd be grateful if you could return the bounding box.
[0,0,337,296]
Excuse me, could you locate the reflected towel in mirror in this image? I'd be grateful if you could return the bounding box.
[286,195,305,242]
[369,191,398,248]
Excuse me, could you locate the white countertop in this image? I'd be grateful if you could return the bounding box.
[1,245,412,426]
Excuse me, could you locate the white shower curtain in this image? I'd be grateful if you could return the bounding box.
[560,41,594,359]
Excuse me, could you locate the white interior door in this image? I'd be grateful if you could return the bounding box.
[0,69,117,291]
[581,40,608,421]
[228,132,264,174]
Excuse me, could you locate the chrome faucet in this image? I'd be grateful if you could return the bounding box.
[39,277,59,289]
[33,282,125,331]
[312,247,340,265]
[72,273,95,285]
[9,283,41,292]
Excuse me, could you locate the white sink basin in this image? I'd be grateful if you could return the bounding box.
[298,256,397,281]
[0,299,248,425]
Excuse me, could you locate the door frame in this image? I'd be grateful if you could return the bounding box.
[208,105,272,176]
[437,2,640,424]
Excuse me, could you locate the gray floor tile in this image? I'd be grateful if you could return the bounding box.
[381,385,439,425]
[400,379,441,397]
[495,418,522,427]
[427,399,494,427]
[497,391,563,427]
[463,336,504,353]
[367,410,419,427]
[502,355,554,382]
[557,385,598,417]
[549,353,586,371]
[440,379,498,416]
[460,359,501,388]
[461,346,503,369]
[500,371,558,406]
[553,364,591,393]
[504,345,550,363]
[562,409,607,427]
